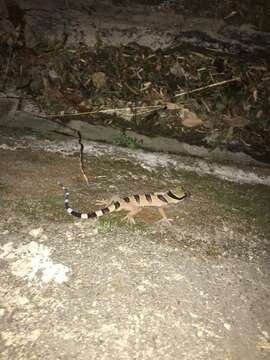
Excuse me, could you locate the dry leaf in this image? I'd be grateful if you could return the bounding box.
[256,110,263,118]
[252,88,258,102]
[223,115,249,128]
[170,62,185,78]
[180,108,203,128]
[92,72,107,89]
[141,81,151,91]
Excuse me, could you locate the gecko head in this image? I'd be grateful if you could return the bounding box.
[171,185,190,199]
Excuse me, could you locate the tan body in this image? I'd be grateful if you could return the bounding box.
[64,186,188,224]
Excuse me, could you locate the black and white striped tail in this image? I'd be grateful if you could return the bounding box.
[64,187,97,219]
[63,187,119,220]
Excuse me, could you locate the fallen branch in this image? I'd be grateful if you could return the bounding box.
[47,105,164,118]
[77,131,90,187]
[174,78,240,98]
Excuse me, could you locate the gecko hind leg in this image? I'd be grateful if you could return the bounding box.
[96,195,120,207]
[121,207,142,224]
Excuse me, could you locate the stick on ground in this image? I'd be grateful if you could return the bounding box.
[77,131,90,187]
[174,78,240,98]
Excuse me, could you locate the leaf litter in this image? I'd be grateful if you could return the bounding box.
[0,35,269,163]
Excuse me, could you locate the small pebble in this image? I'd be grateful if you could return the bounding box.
[29,227,43,238]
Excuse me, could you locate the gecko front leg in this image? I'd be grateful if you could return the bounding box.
[158,207,173,223]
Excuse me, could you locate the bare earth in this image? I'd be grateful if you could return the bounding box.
[0,132,269,360]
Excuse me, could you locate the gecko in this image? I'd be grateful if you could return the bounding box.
[63,186,189,224]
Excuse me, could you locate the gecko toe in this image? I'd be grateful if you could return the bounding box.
[96,199,109,206]
[121,215,136,225]
[158,218,173,225]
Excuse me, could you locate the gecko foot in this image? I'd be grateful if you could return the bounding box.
[96,196,120,207]
[157,208,173,224]
[121,214,136,225]
[95,199,110,206]
[158,217,174,225]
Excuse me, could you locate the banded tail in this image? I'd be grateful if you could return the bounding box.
[63,187,120,220]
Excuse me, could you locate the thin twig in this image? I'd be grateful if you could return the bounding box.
[47,105,164,118]
[77,131,90,187]
[174,78,240,98]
